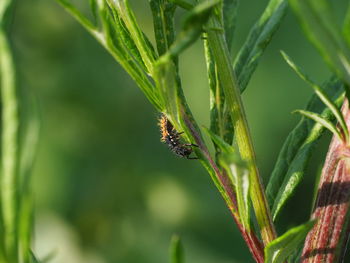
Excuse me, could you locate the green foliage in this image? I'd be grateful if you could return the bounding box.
[282,51,349,142]
[0,1,39,262]
[161,0,220,61]
[264,220,315,263]
[169,235,184,263]
[204,127,252,230]
[267,0,350,221]
[267,75,344,220]
[54,0,350,262]
[233,0,288,92]
[290,0,350,86]
[0,23,20,263]
[56,0,293,260]
[344,2,350,46]
[219,153,251,231]
[294,110,342,140]
[223,0,238,54]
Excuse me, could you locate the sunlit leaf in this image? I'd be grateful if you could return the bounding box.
[281,51,348,141]
[294,110,342,141]
[266,78,344,220]
[264,220,315,263]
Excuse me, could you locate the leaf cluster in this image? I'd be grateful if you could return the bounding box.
[0,1,40,263]
[55,0,350,262]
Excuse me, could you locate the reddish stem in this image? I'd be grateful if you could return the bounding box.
[301,100,350,263]
[183,113,264,262]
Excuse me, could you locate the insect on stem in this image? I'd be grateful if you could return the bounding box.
[158,114,198,160]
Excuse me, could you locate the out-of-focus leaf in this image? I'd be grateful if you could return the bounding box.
[0,0,11,23]
[223,0,239,54]
[290,0,350,86]
[233,0,287,92]
[344,2,350,47]
[169,0,193,10]
[170,235,184,263]
[266,78,344,220]
[282,51,349,141]
[264,220,315,263]
[30,251,41,263]
[0,27,19,262]
[89,0,97,22]
[18,92,39,263]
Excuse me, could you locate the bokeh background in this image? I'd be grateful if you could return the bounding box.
[9,0,350,262]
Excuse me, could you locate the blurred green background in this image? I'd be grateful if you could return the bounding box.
[9,0,349,262]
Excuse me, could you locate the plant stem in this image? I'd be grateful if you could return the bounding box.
[206,14,276,246]
[182,114,264,262]
[301,99,350,263]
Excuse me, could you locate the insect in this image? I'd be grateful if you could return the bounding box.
[158,114,198,160]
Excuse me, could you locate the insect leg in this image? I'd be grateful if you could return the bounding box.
[184,143,198,147]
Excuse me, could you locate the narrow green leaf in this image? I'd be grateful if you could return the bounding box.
[280,51,314,84]
[223,0,239,54]
[89,0,97,22]
[0,27,19,262]
[19,194,33,263]
[18,95,39,263]
[233,0,287,92]
[203,127,234,154]
[105,1,147,72]
[294,110,342,140]
[290,0,350,86]
[114,0,156,74]
[343,2,350,47]
[170,235,184,263]
[203,39,226,145]
[164,0,220,60]
[203,129,249,230]
[149,0,176,58]
[57,0,162,111]
[266,78,344,220]
[154,60,178,116]
[281,51,349,142]
[169,0,193,10]
[269,109,342,219]
[55,0,97,33]
[219,153,251,231]
[30,251,41,263]
[264,220,315,263]
[0,0,11,23]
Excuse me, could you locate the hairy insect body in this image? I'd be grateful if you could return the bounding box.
[159,114,197,159]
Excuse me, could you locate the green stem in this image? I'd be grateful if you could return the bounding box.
[0,27,19,262]
[206,15,276,246]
